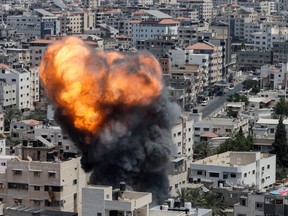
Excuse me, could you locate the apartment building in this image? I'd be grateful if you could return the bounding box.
[82,184,151,216]
[0,143,87,213]
[6,11,60,39]
[29,38,99,67]
[193,117,249,142]
[168,64,204,103]
[253,118,288,137]
[234,187,288,216]
[259,63,288,89]
[82,0,99,8]
[237,50,272,70]
[244,22,262,43]
[136,34,177,58]
[34,125,79,154]
[130,19,179,46]
[178,0,213,21]
[186,42,223,85]
[167,114,193,196]
[10,119,42,141]
[55,11,95,35]
[82,184,212,216]
[190,151,276,189]
[5,48,31,69]
[0,64,37,111]
[252,27,288,50]
[234,193,264,216]
[272,41,288,64]
[212,0,238,6]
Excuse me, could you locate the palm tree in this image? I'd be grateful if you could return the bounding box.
[189,188,206,208]
[193,142,214,160]
[176,187,191,202]
[204,192,225,216]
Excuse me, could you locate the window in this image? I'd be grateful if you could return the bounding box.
[244,173,247,177]
[97,213,102,216]
[34,171,41,177]
[194,127,200,131]
[44,185,63,192]
[48,172,56,178]
[253,170,255,174]
[255,202,263,210]
[204,128,209,131]
[8,183,28,190]
[209,172,219,178]
[13,170,22,176]
[34,186,40,191]
[44,200,63,207]
[73,179,77,185]
[231,173,236,178]
[197,170,203,175]
[267,165,270,169]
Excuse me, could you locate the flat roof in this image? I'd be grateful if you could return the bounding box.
[257,118,288,125]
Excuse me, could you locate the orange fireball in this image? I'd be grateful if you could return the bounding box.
[39,36,163,133]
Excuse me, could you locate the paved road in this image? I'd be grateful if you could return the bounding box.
[198,82,243,118]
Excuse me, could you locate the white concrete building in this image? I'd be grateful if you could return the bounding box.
[190,151,276,189]
[0,64,35,110]
[10,119,42,141]
[6,11,60,39]
[172,115,194,157]
[253,118,288,137]
[193,117,249,142]
[82,184,212,216]
[34,126,79,154]
[131,19,179,46]
[178,0,213,21]
[260,63,288,90]
[169,114,194,196]
[82,185,152,216]
[252,27,288,50]
[234,193,264,216]
[0,151,87,213]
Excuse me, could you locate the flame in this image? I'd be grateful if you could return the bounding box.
[39,37,163,133]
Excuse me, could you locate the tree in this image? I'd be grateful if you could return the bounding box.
[216,128,253,154]
[272,116,288,167]
[204,192,225,216]
[25,109,46,121]
[227,109,238,118]
[275,98,288,116]
[227,93,249,105]
[194,142,214,160]
[4,107,21,131]
[175,187,206,207]
[242,79,260,94]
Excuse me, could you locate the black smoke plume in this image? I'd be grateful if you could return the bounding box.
[40,37,180,204]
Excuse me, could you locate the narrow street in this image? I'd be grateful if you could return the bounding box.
[197,81,244,118]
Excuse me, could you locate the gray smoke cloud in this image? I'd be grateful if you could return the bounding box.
[40,37,180,204]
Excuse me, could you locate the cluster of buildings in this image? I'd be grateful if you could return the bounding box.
[1,0,288,215]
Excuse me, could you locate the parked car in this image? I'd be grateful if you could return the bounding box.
[201,101,208,106]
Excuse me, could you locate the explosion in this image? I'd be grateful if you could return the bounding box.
[40,36,179,203]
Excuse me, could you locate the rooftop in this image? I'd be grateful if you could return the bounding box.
[186,42,214,50]
[192,151,272,167]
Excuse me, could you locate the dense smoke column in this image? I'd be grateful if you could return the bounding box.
[40,37,180,204]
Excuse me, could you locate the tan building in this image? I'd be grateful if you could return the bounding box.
[0,143,87,214]
[54,11,96,35]
[10,119,42,141]
[29,38,99,67]
[186,42,223,85]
